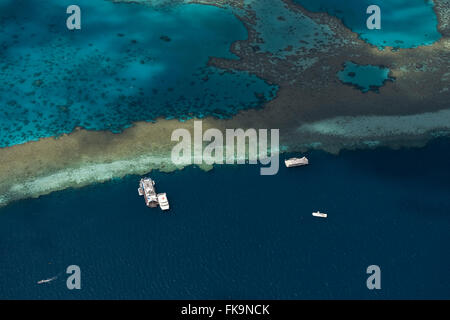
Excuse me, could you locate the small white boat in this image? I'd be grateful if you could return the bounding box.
[285,156,309,168]
[157,193,170,211]
[37,276,58,284]
[312,211,327,218]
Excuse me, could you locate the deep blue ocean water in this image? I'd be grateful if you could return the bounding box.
[0,138,449,299]
[338,61,393,93]
[294,0,441,48]
[0,0,277,147]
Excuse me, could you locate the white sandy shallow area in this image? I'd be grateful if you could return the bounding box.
[298,109,450,138]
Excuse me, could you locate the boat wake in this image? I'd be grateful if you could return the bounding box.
[37,273,60,285]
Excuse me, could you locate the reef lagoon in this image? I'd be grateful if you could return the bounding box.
[293,0,442,48]
[0,0,277,147]
[338,62,393,93]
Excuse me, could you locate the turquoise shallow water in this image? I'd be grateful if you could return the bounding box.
[0,0,277,147]
[294,0,441,48]
[338,62,393,93]
[245,0,337,58]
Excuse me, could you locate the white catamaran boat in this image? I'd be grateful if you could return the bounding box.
[312,211,327,218]
[138,178,170,211]
[285,156,309,168]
